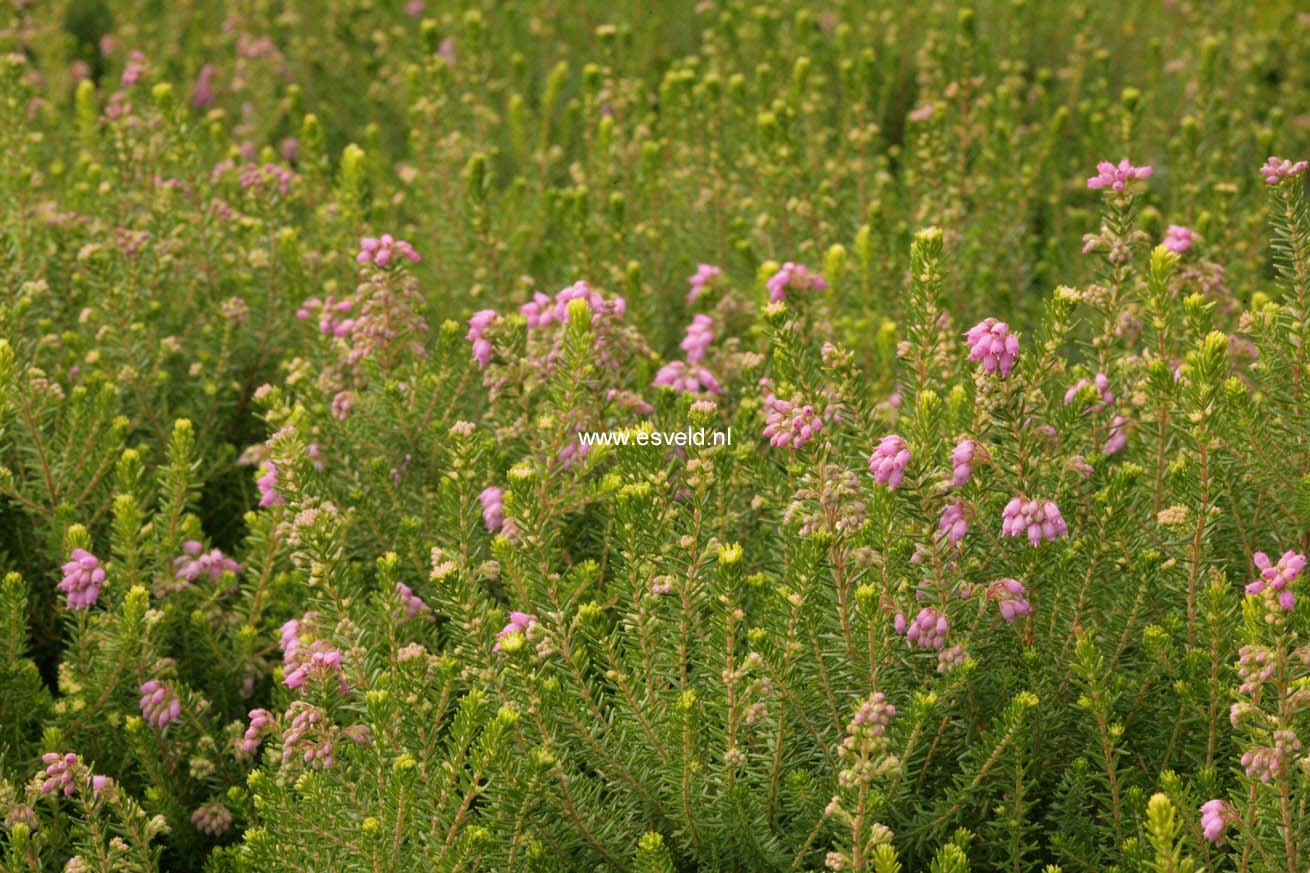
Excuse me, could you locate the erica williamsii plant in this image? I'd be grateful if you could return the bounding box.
[4,0,1310,871]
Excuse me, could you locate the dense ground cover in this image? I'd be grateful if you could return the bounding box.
[3,0,1310,870]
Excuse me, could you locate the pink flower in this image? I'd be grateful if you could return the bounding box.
[762,394,823,449]
[1064,373,1113,411]
[652,361,722,395]
[938,501,970,545]
[951,439,981,487]
[850,693,896,735]
[466,309,497,367]
[897,607,948,650]
[190,64,217,109]
[1259,156,1309,186]
[357,234,421,266]
[1001,497,1068,545]
[1242,730,1301,782]
[40,753,79,796]
[120,51,146,86]
[174,541,241,582]
[520,281,626,328]
[964,318,1019,377]
[283,644,345,692]
[240,709,274,757]
[687,264,722,303]
[479,486,505,532]
[680,314,715,363]
[765,262,827,303]
[58,548,105,609]
[138,679,182,729]
[908,103,934,123]
[1246,550,1306,611]
[1162,224,1195,254]
[1104,415,1130,455]
[1199,799,1231,845]
[296,295,356,337]
[192,801,233,837]
[256,461,283,508]
[987,578,1032,623]
[494,611,537,652]
[868,434,910,489]
[1086,159,1153,192]
[395,582,432,620]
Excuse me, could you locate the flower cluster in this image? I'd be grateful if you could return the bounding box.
[466,309,497,367]
[868,435,910,489]
[395,582,432,620]
[58,548,105,609]
[1161,224,1195,254]
[192,801,234,837]
[894,607,949,650]
[356,234,421,266]
[950,439,980,487]
[1245,549,1305,611]
[964,319,1020,377]
[494,611,537,652]
[1259,156,1309,186]
[937,500,970,545]
[138,680,182,729]
[1001,497,1068,545]
[687,263,723,303]
[1199,799,1231,845]
[1086,159,1153,191]
[174,541,241,583]
[986,578,1032,623]
[765,262,827,303]
[762,394,824,449]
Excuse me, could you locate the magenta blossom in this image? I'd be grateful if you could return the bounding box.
[652,361,722,395]
[192,801,234,837]
[283,643,345,692]
[494,611,538,652]
[1001,497,1068,545]
[395,582,432,620]
[40,753,79,796]
[174,541,241,582]
[256,461,283,508]
[466,309,497,367]
[357,234,420,266]
[687,263,723,303]
[58,548,105,609]
[938,501,970,545]
[1162,224,1195,254]
[1199,799,1231,845]
[138,679,182,729]
[1260,156,1309,186]
[680,314,715,363]
[765,262,827,303]
[964,318,1020,377]
[1064,373,1113,411]
[1086,159,1153,192]
[1104,415,1130,455]
[951,439,981,487]
[987,578,1032,623]
[479,486,505,531]
[868,434,910,489]
[762,394,823,449]
[240,708,274,757]
[1246,550,1306,611]
[895,607,948,650]
[121,51,146,86]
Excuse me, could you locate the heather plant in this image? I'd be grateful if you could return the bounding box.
[4,0,1310,871]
